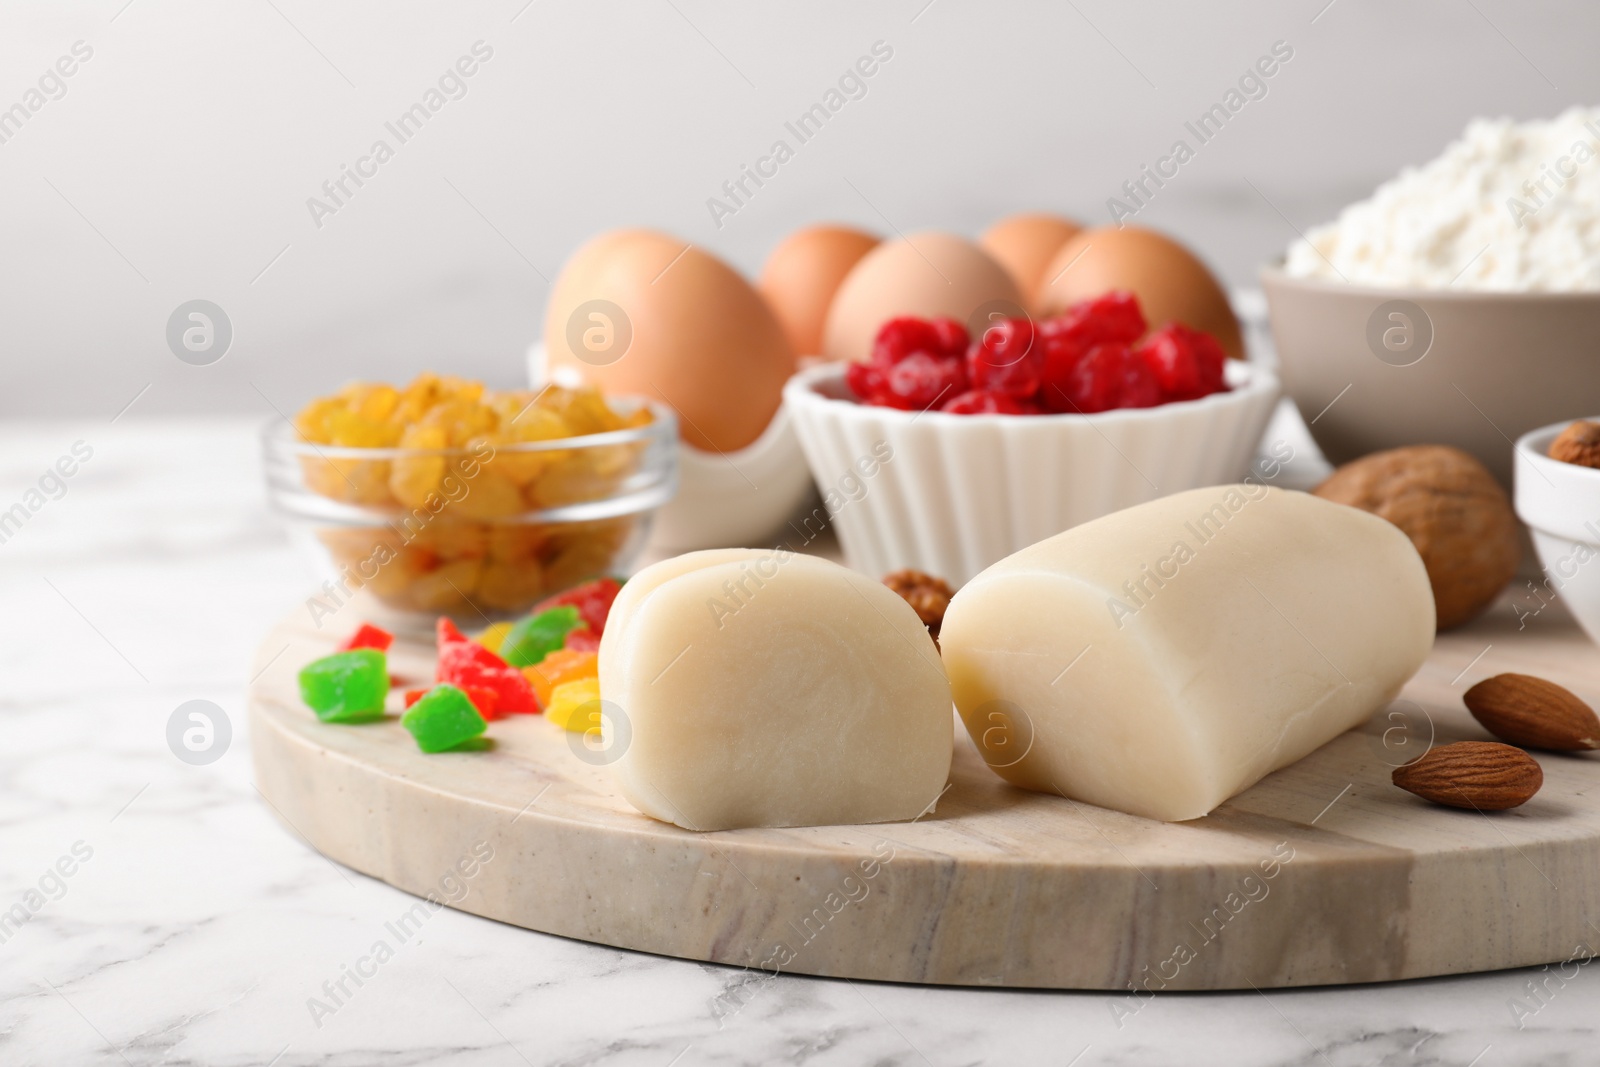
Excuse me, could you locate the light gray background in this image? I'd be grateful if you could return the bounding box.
[0,0,1593,418]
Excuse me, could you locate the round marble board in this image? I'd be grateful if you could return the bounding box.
[250,593,1600,992]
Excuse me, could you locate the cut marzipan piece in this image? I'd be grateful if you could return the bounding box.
[599,549,953,830]
[941,486,1435,822]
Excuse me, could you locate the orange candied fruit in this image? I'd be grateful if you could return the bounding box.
[522,649,599,708]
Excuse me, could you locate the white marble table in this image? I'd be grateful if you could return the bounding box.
[2,416,1596,1067]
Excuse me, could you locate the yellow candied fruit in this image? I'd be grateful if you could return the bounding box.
[475,621,514,656]
[546,677,602,732]
[523,649,599,708]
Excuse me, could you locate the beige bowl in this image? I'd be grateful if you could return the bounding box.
[1260,267,1600,487]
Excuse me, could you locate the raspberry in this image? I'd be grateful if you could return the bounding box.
[929,317,970,360]
[966,318,1041,398]
[872,318,943,364]
[884,353,967,410]
[1135,323,1228,401]
[940,389,1038,415]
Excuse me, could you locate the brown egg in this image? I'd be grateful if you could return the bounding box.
[1035,225,1244,359]
[544,230,795,452]
[979,213,1082,300]
[823,232,1025,363]
[758,225,879,358]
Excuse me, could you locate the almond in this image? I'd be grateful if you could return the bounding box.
[1463,673,1600,751]
[1392,741,1542,810]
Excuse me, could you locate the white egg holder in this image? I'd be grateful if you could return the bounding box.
[527,342,818,552]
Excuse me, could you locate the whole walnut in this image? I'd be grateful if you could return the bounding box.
[1312,445,1519,630]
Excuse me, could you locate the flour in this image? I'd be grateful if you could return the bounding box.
[1285,107,1600,290]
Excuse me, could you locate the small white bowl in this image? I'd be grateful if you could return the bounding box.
[1513,420,1600,646]
[784,361,1282,585]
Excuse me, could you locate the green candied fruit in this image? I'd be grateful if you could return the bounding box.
[402,684,488,753]
[298,649,389,723]
[501,606,584,668]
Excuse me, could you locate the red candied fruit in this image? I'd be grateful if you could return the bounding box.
[966,317,1040,398]
[929,317,970,359]
[1135,323,1228,401]
[1050,290,1148,347]
[851,292,1228,416]
[883,352,967,410]
[338,623,393,652]
[404,684,500,719]
[532,577,622,637]
[1049,343,1161,413]
[941,390,1039,415]
[872,318,941,364]
[563,627,601,653]
[845,359,890,405]
[435,616,539,714]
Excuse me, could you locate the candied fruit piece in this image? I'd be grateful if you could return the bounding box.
[1135,323,1228,401]
[299,649,389,723]
[966,318,1040,398]
[884,353,967,411]
[402,683,499,718]
[501,606,585,668]
[564,628,601,653]
[930,317,971,360]
[443,657,539,713]
[523,648,599,707]
[1051,291,1148,346]
[532,577,622,636]
[546,677,602,733]
[401,684,488,752]
[337,623,393,652]
[1042,342,1161,413]
[941,389,1038,415]
[846,360,891,405]
[872,318,943,364]
[475,621,513,656]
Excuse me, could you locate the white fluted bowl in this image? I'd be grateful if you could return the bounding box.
[784,361,1281,584]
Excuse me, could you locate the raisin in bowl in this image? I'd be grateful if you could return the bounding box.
[783,303,1280,584]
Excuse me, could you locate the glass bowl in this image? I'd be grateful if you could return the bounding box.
[262,397,677,626]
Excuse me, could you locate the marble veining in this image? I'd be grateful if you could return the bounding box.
[1,418,1596,1065]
